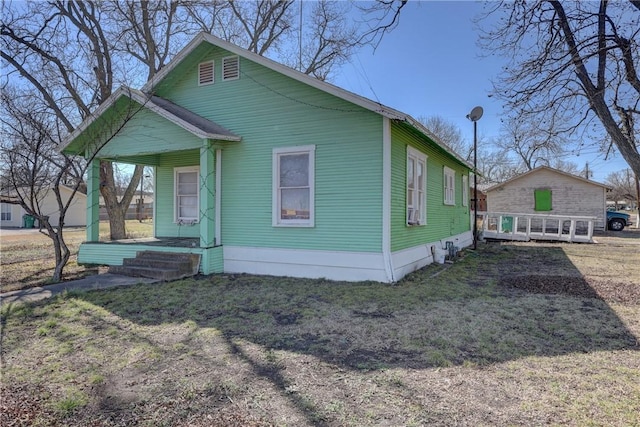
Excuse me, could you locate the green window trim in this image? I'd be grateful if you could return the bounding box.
[534,189,552,211]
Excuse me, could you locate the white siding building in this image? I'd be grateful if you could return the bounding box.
[485,166,610,230]
[0,185,86,228]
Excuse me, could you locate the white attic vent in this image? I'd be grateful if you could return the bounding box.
[222,56,240,81]
[198,61,214,86]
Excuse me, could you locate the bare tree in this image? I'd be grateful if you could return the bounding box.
[495,115,565,171]
[355,0,408,48]
[606,169,637,206]
[0,87,148,282]
[1,92,79,282]
[186,0,384,81]
[103,1,193,82]
[1,1,144,240]
[479,1,640,179]
[417,115,471,160]
[293,1,359,80]
[555,159,581,176]
[475,140,522,186]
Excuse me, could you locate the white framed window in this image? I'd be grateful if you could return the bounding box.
[1,203,12,221]
[174,166,200,222]
[198,60,214,86]
[273,145,315,227]
[462,175,469,207]
[222,56,240,81]
[407,146,427,226]
[444,166,456,205]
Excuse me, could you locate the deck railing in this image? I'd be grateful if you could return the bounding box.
[480,212,597,243]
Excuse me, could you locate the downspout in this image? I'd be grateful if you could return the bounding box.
[382,117,396,282]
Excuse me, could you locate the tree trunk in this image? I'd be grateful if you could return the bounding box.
[38,218,70,283]
[100,161,143,240]
[51,231,70,283]
[636,174,640,228]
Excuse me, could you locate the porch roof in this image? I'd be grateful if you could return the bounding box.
[60,87,240,155]
[145,94,240,141]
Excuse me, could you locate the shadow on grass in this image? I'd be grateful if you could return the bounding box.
[77,243,638,371]
[3,242,638,426]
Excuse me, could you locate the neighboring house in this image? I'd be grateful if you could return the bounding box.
[60,32,473,283]
[0,201,23,228]
[485,166,610,229]
[0,185,86,228]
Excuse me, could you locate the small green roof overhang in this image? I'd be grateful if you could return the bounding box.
[60,86,240,156]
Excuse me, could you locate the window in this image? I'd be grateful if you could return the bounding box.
[1,203,11,221]
[222,56,240,81]
[534,189,552,211]
[407,146,427,226]
[273,145,315,226]
[198,61,214,85]
[175,167,199,222]
[444,167,455,205]
[462,175,469,207]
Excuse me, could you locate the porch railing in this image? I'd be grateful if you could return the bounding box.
[480,212,597,243]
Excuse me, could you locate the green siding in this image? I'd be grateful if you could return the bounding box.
[202,246,224,273]
[155,150,201,238]
[95,104,203,159]
[390,123,471,252]
[78,243,222,274]
[156,45,384,252]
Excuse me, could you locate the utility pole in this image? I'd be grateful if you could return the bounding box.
[584,162,590,179]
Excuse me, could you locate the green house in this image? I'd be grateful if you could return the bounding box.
[61,33,473,283]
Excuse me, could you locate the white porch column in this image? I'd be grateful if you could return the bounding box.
[86,159,100,242]
[200,143,215,248]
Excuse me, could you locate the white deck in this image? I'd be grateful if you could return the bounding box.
[480,212,596,243]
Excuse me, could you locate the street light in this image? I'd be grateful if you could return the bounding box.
[466,106,483,250]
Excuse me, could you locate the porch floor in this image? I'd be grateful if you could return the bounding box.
[100,237,200,248]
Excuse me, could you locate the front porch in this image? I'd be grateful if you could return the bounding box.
[77,237,224,275]
[69,88,242,277]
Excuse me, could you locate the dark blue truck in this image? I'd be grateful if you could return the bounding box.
[607,210,632,231]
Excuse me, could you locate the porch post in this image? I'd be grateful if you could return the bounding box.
[200,143,215,248]
[86,159,100,242]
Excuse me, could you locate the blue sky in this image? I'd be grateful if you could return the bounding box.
[332,1,629,182]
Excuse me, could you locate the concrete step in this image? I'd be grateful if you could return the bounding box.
[122,257,192,272]
[109,251,201,281]
[108,265,190,281]
[136,250,195,261]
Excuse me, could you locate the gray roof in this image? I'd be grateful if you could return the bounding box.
[147,95,240,141]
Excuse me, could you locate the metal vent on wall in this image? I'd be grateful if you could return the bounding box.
[198,61,214,85]
[222,56,239,81]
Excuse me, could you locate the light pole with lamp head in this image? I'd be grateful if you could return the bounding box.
[466,106,483,250]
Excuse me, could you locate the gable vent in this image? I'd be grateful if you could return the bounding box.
[198,61,214,86]
[222,56,240,81]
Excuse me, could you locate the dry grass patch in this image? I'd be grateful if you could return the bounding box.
[0,221,153,292]
[1,230,639,426]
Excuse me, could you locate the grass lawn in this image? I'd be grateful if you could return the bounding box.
[0,220,154,292]
[1,230,639,426]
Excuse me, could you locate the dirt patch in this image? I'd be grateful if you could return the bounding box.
[498,275,597,298]
[0,382,55,427]
[499,275,640,304]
